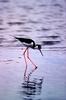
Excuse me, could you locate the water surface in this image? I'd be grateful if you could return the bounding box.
[0,0,66,100]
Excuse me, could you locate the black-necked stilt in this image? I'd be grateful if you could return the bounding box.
[15,37,43,80]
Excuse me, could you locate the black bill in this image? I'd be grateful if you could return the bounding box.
[39,49,43,56]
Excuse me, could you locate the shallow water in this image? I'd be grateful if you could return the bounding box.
[0,48,66,100]
[0,0,66,100]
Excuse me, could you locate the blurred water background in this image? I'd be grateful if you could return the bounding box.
[0,0,66,100]
[0,0,66,50]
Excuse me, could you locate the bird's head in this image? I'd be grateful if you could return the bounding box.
[36,44,43,56]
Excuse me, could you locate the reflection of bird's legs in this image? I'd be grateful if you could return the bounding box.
[27,49,37,79]
[23,47,28,80]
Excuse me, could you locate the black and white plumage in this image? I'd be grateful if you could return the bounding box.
[15,37,43,56]
[15,37,43,80]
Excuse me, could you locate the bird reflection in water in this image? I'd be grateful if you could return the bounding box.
[19,77,43,100]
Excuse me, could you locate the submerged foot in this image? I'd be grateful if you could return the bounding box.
[28,66,38,78]
[35,66,37,69]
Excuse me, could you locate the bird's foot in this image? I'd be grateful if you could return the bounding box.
[35,66,37,69]
[28,66,38,77]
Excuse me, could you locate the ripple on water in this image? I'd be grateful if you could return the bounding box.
[0,0,9,3]
[42,40,61,45]
[7,21,25,26]
[19,78,43,100]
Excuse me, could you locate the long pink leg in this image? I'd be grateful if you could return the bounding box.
[23,48,28,80]
[27,49,37,79]
[23,47,28,55]
[27,49,37,68]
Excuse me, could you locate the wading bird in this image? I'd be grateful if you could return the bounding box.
[15,37,43,80]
